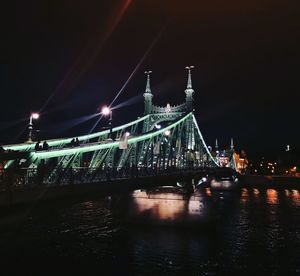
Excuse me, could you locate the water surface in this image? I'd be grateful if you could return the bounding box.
[0,186,299,275]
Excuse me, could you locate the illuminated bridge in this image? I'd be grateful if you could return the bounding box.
[1,68,236,188]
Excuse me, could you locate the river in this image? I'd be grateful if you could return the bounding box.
[0,186,299,275]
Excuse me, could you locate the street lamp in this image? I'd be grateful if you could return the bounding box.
[101,106,113,139]
[28,112,39,142]
[164,129,171,136]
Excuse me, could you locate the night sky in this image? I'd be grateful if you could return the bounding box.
[1,0,300,157]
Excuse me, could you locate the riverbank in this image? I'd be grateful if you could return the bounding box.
[1,174,299,208]
[242,175,300,189]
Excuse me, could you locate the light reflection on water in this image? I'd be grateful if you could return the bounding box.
[132,193,188,220]
[266,189,279,205]
[240,188,249,204]
[253,188,260,197]
[238,187,300,207]
[204,187,212,197]
[127,187,211,224]
[0,186,299,275]
[291,190,300,206]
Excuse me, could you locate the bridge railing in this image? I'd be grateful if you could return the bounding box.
[0,164,213,192]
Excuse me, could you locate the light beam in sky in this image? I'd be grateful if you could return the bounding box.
[109,23,168,107]
[40,0,133,112]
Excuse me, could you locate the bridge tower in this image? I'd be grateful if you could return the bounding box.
[185,66,195,150]
[185,66,195,112]
[230,137,234,151]
[215,138,219,151]
[143,71,153,115]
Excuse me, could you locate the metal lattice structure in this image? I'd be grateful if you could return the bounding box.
[3,68,237,186]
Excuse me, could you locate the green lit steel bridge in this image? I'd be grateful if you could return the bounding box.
[1,68,236,189]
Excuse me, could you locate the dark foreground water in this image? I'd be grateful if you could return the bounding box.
[0,186,299,275]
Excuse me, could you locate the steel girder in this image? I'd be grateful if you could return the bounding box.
[3,115,150,152]
[23,113,218,170]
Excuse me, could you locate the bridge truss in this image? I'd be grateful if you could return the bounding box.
[2,68,237,186]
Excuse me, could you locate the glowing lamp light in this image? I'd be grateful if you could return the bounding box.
[125,132,130,137]
[101,106,111,116]
[164,129,171,136]
[155,124,161,129]
[31,113,39,120]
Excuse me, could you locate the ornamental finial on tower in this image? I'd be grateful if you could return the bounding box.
[185,66,195,111]
[185,65,194,89]
[144,70,152,94]
[143,70,153,115]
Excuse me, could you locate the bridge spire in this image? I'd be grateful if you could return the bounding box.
[143,70,153,115]
[185,66,195,111]
[186,65,194,89]
[145,70,152,93]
